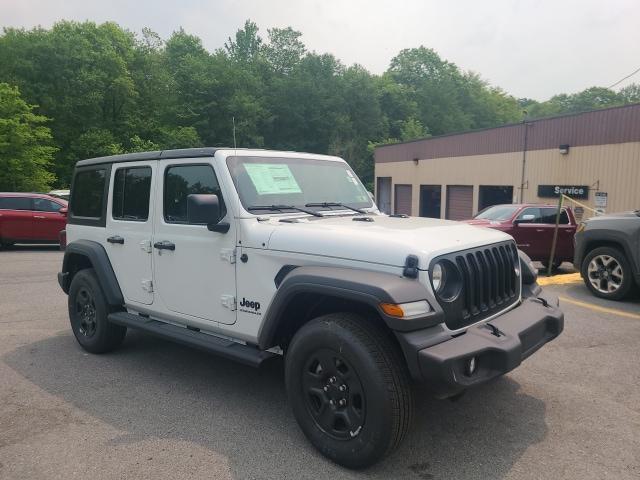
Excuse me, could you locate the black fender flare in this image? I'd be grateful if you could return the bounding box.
[59,240,124,306]
[257,265,442,349]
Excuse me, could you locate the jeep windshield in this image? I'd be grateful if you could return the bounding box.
[226,156,373,214]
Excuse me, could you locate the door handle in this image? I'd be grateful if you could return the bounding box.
[34,215,46,219]
[153,241,175,251]
[107,235,125,244]
[536,229,545,232]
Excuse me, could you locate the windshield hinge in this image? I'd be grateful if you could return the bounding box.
[220,248,236,264]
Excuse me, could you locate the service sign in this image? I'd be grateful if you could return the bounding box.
[537,185,589,199]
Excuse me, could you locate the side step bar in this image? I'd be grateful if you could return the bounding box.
[108,312,277,367]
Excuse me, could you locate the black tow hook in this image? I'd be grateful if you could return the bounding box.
[532,297,550,308]
[484,323,504,337]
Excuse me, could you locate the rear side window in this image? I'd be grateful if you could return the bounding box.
[70,168,108,220]
[0,197,31,210]
[34,198,64,212]
[164,164,226,223]
[540,208,570,225]
[112,167,152,221]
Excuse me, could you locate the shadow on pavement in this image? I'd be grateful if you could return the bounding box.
[4,331,548,480]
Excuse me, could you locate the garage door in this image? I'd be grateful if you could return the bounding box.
[446,185,473,220]
[394,184,412,215]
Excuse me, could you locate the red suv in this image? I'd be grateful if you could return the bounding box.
[0,193,68,247]
[463,203,577,268]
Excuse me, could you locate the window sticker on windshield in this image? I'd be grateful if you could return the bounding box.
[244,163,302,195]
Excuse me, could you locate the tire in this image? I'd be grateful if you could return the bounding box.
[285,313,413,469]
[540,260,561,272]
[581,246,633,300]
[68,268,127,353]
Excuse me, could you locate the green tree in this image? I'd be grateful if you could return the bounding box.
[263,27,306,74]
[0,83,56,191]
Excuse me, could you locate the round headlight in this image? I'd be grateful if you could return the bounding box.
[431,262,444,292]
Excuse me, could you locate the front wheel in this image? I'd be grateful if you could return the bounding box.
[582,246,633,300]
[285,313,413,469]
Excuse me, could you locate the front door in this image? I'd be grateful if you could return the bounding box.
[105,162,155,305]
[152,160,237,325]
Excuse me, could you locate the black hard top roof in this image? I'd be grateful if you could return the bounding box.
[75,147,221,167]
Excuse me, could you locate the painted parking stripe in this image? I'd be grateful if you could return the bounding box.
[559,296,640,320]
[537,273,582,286]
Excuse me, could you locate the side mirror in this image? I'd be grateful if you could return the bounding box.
[186,194,229,233]
[514,214,535,224]
[59,207,68,216]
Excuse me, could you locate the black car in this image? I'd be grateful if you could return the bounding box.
[574,210,640,300]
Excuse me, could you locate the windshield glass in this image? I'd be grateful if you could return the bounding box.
[226,156,373,212]
[474,205,519,221]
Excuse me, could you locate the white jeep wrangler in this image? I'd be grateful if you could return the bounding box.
[58,148,563,468]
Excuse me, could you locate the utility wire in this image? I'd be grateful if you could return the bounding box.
[607,65,640,89]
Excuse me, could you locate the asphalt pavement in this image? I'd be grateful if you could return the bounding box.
[0,247,639,480]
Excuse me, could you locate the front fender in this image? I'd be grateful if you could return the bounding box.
[257,265,442,349]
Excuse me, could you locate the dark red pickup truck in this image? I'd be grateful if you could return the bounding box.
[463,203,577,268]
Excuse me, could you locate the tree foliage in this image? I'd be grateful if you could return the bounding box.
[0,83,56,191]
[0,20,637,190]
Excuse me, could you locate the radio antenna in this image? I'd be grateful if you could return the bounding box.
[232,116,237,149]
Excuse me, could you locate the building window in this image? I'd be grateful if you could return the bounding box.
[419,185,441,218]
[478,185,513,212]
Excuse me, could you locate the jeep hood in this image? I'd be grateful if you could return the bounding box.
[266,215,514,270]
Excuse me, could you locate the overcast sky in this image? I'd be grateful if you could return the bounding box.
[2,0,639,100]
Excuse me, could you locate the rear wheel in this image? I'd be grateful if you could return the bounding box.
[285,313,413,469]
[581,246,633,300]
[68,268,127,353]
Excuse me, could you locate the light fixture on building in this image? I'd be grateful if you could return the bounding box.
[413,157,419,165]
[559,144,570,155]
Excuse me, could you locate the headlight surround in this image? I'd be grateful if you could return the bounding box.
[431,260,462,301]
[518,250,538,285]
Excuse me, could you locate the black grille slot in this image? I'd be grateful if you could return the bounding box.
[434,241,520,330]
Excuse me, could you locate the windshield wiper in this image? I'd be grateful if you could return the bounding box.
[305,202,367,214]
[247,204,324,217]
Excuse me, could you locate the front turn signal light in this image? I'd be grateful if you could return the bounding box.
[380,300,431,318]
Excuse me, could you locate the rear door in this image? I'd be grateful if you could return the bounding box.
[105,162,155,305]
[0,197,35,241]
[540,207,575,261]
[32,198,67,241]
[513,207,544,258]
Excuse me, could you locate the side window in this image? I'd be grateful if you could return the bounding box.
[164,164,226,224]
[34,198,63,212]
[539,208,570,225]
[70,168,108,219]
[516,207,542,223]
[112,166,152,221]
[0,197,32,210]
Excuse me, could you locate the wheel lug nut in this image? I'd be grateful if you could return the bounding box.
[329,376,337,384]
[338,399,346,407]
[338,385,346,392]
[323,386,329,392]
[329,399,335,406]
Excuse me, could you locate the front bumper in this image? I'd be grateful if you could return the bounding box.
[400,290,563,398]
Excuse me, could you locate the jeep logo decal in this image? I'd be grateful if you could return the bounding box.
[239,297,261,314]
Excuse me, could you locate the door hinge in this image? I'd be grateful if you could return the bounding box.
[140,239,152,253]
[221,294,236,311]
[141,279,153,293]
[220,248,236,264]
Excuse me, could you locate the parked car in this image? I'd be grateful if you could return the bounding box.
[574,210,640,300]
[0,193,68,247]
[49,189,70,201]
[58,148,563,468]
[463,203,577,268]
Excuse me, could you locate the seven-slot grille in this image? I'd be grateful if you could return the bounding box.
[434,241,521,331]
